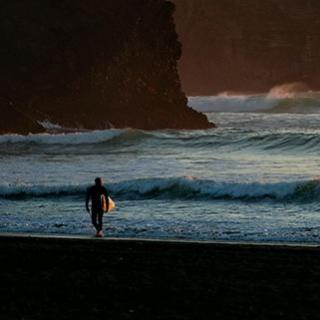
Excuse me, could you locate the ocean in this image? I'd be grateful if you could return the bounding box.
[2,87,320,243]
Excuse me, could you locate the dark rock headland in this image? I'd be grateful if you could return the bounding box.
[0,1,213,134]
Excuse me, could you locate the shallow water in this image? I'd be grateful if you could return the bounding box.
[2,97,320,242]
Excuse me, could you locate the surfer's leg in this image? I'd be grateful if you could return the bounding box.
[91,211,98,231]
[97,212,103,232]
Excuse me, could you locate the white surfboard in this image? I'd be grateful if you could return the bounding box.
[101,195,116,213]
[107,196,116,213]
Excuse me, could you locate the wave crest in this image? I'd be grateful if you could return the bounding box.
[2,177,320,202]
[267,82,310,99]
[189,83,320,114]
[0,129,135,146]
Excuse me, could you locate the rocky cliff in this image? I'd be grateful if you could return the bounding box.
[174,0,320,95]
[0,0,213,134]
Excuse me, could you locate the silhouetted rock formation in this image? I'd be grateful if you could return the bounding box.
[174,0,320,95]
[0,0,213,134]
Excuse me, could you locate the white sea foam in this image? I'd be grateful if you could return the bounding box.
[0,183,88,197]
[266,82,311,99]
[1,177,319,201]
[189,83,320,114]
[188,94,275,113]
[0,129,125,145]
[109,177,319,200]
[37,120,63,130]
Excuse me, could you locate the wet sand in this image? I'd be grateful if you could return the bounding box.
[1,233,320,319]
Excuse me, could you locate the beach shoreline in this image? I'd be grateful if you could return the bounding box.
[2,232,320,249]
[1,233,320,319]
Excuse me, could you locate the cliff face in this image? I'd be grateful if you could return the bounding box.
[174,0,320,95]
[0,0,213,134]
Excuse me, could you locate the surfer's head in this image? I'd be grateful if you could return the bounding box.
[95,177,102,186]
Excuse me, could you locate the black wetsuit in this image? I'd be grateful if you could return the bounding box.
[86,185,109,232]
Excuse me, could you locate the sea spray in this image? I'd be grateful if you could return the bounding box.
[189,83,320,114]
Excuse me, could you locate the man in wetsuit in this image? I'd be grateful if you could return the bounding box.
[86,177,109,237]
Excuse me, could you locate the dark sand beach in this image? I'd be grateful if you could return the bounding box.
[1,234,320,319]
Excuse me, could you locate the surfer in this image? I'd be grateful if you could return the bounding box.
[86,177,109,237]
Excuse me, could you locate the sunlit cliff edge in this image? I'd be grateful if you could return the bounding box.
[0,0,213,134]
[174,0,320,95]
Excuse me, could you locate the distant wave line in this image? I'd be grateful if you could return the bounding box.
[2,130,320,154]
[189,82,320,113]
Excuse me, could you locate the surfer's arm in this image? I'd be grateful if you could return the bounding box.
[103,187,109,212]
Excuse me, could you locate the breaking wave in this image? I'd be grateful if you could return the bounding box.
[2,177,320,202]
[189,94,274,113]
[0,129,126,145]
[2,128,320,155]
[0,129,165,153]
[267,82,311,99]
[189,83,320,114]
